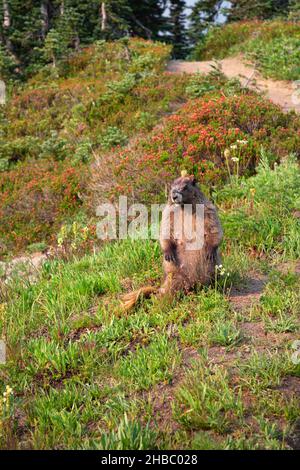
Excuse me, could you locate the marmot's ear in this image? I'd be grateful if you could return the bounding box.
[190,175,197,186]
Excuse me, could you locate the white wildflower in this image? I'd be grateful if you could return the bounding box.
[216,264,226,276]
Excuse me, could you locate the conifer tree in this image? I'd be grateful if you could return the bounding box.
[169,0,188,58]
[226,0,290,21]
[129,0,167,39]
[188,0,222,45]
[289,0,300,19]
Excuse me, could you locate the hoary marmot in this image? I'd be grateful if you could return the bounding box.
[122,172,223,310]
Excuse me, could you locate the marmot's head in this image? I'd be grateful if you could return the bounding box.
[170,174,199,206]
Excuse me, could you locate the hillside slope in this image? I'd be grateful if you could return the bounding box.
[0,34,300,450]
[0,39,188,256]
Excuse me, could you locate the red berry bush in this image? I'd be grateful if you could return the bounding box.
[0,160,87,254]
[91,93,300,205]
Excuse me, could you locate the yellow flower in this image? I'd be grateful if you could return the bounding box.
[3,385,13,397]
[0,303,6,320]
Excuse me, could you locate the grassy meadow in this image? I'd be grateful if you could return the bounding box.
[1,154,300,449]
[0,27,300,450]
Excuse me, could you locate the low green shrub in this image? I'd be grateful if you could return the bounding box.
[193,20,300,80]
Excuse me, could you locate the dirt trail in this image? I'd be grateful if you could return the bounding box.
[167,55,300,113]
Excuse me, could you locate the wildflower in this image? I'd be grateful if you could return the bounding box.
[237,139,248,145]
[231,157,239,163]
[224,149,231,159]
[5,385,13,396]
[230,144,238,150]
[3,385,13,398]
[82,226,89,241]
[58,225,67,247]
[250,188,256,196]
[72,222,78,236]
[216,264,226,276]
[0,303,6,320]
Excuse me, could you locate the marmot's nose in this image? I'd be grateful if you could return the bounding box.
[172,190,182,202]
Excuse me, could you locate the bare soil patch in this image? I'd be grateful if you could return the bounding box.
[229,272,267,311]
[167,55,300,113]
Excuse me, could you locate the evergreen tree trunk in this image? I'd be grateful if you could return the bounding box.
[101,2,107,31]
[3,0,10,29]
[74,34,80,51]
[60,0,65,16]
[2,0,13,53]
[41,0,50,39]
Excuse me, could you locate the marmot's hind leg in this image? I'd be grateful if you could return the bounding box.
[159,271,189,296]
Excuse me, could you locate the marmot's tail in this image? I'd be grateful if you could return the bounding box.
[122,286,157,311]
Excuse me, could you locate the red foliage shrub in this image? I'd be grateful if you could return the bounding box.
[0,159,87,254]
[91,93,300,205]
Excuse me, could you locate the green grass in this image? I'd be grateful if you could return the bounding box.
[118,334,181,390]
[217,153,300,258]
[173,356,244,433]
[1,30,299,451]
[242,35,300,81]
[0,153,300,449]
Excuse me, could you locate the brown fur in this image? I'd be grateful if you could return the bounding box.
[122,174,223,311]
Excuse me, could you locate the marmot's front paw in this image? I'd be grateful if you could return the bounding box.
[165,251,177,264]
